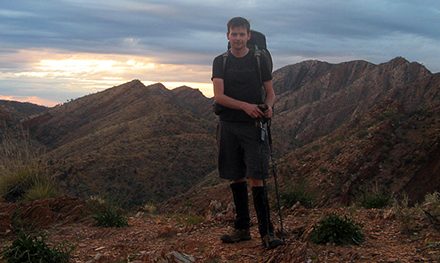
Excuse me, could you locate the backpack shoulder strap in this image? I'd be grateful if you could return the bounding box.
[253,47,262,84]
[222,51,229,74]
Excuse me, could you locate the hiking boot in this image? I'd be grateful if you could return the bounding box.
[220,228,251,243]
[261,233,284,249]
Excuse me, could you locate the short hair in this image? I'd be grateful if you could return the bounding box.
[227,17,250,33]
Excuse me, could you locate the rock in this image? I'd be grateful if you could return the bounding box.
[167,251,195,263]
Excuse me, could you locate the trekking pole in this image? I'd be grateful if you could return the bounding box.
[267,119,285,242]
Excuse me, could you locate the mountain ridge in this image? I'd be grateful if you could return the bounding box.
[4,56,439,207]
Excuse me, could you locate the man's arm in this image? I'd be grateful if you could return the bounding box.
[263,80,276,118]
[213,77,264,119]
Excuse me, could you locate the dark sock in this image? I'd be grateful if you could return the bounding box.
[231,181,250,229]
[252,186,274,237]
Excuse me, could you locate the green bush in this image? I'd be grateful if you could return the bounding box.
[360,192,391,209]
[2,232,73,263]
[280,182,315,208]
[310,214,364,245]
[92,204,129,228]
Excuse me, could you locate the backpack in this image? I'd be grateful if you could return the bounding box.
[213,30,272,115]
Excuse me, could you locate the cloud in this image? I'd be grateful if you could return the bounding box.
[0,49,212,105]
[1,0,440,103]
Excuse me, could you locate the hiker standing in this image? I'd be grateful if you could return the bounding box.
[211,17,283,249]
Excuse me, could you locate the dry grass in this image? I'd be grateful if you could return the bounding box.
[0,125,59,202]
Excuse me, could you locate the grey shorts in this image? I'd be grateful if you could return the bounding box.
[217,121,270,180]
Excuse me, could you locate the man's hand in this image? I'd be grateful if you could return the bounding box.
[263,105,273,119]
[258,104,273,119]
[242,103,264,118]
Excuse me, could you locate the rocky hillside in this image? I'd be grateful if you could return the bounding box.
[165,57,440,211]
[15,56,440,208]
[23,80,217,206]
[270,57,440,205]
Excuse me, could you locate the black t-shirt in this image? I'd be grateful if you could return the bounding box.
[212,50,272,122]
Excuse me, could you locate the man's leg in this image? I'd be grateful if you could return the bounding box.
[217,122,251,243]
[249,178,283,249]
[221,178,251,243]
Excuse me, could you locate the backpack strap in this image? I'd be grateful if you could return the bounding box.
[254,46,263,85]
[222,51,229,75]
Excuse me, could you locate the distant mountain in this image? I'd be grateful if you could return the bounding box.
[0,100,47,124]
[0,100,47,139]
[24,80,217,206]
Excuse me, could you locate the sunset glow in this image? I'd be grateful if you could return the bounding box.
[0,49,212,106]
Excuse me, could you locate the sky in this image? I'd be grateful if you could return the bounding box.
[1,0,439,106]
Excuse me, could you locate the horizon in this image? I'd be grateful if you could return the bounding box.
[1,1,439,107]
[0,55,430,108]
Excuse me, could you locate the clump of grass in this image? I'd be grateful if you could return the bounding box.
[310,213,364,245]
[360,191,391,209]
[0,162,59,202]
[0,126,59,202]
[280,181,315,208]
[142,201,157,214]
[184,214,204,225]
[421,192,440,229]
[24,180,59,201]
[393,194,422,234]
[358,182,391,209]
[2,232,73,263]
[171,213,205,227]
[87,196,129,228]
[93,206,129,228]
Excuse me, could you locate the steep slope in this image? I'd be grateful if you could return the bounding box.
[168,57,440,209]
[24,80,217,206]
[271,57,434,153]
[273,57,440,204]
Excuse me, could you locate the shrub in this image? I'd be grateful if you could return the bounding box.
[310,214,364,245]
[360,191,391,209]
[90,200,129,228]
[422,192,440,216]
[421,192,440,229]
[280,182,315,208]
[393,195,422,234]
[2,232,73,263]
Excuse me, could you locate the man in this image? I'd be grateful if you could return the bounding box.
[211,17,283,249]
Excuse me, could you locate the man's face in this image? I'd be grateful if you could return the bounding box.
[227,26,250,51]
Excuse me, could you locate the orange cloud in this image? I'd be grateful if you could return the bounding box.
[0,95,58,107]
[0,49,213,99]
